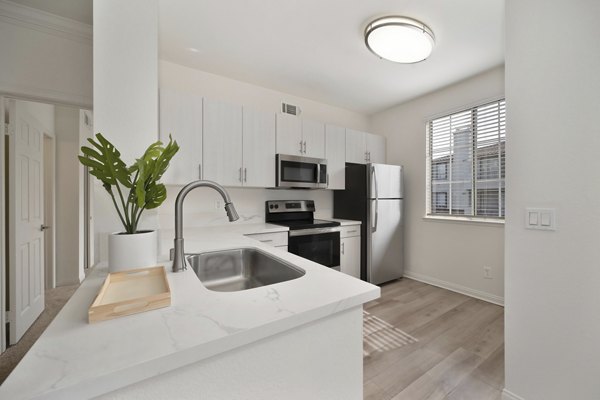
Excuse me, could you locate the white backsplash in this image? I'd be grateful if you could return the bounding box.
[157,186,334,231]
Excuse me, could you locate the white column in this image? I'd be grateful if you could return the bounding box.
[93,0,158,164]
[92,0,159,257]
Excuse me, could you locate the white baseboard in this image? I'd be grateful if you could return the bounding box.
[403,270,504,306]
[502,388,525,400]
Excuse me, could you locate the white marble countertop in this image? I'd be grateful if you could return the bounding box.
[0,223,379,400]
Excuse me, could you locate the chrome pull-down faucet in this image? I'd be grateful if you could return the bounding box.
[172,180,239,272]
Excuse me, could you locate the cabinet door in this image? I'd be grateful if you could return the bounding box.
[203,98,243,186]
[302,118,325,159]
[367,133,386,164]
[243,108,276,187]
[341,236,361,278]
[345,129,367,164]
[276,113,302,155]
[159,88,203,184]
[325,124,346,189]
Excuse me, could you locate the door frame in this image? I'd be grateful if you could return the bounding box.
[43,133,56,289]
[1,96,6,353]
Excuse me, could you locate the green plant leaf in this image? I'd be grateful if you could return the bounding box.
[80,133,132,189]
[144,183,167,209]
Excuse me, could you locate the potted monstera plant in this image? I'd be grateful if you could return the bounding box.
[79,133,179,271]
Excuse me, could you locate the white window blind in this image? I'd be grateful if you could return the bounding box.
[427,99,506,218]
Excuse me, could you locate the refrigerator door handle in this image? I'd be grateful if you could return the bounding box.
[372,165,379,232]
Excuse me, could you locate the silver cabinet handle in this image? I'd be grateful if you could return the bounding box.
[244,168,247,182]
[341,242,345,255]
[260,239,274,243]
[299,140,303,154]
[40,224,50,231]
[303,140,307,154]
[347,229,358,234]
[239,167,242,182]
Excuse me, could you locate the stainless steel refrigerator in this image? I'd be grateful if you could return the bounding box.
[334,163,403,284]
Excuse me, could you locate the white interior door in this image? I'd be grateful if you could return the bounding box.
[8,100,45,344]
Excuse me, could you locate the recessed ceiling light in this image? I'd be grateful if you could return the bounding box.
[188,47,200,53]
[364,16,435,63]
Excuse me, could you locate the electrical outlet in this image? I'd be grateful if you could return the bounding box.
[483,266,492,279]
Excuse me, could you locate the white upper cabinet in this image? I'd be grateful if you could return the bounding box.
[346,128,368,164]
[276,114,326,158]
[203,98,243,186]
[325,124,346,190]
[345,129,386,164]
[243,107,276,187]
[276,113,302,156]
[366,133,386,164]
[302,119,325,159]
[159,88,203,185]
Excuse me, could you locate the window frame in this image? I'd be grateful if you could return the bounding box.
[425,98,506,223]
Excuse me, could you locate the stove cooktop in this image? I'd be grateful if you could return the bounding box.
[272,219,341,231]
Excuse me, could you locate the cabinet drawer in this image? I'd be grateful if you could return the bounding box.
[245,231,288,247]
[340,225,361,238]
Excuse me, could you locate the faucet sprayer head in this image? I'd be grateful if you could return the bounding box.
[225,202,239,222]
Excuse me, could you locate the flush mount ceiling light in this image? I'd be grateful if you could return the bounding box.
[364,16,435,63]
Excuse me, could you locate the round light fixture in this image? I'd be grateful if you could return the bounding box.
[364,16,435,63]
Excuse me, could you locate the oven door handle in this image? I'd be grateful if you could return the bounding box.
[288,227,342,237]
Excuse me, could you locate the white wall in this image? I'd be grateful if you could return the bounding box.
[370,66,505,304]
[504,1,600,399]
[0,0,92,107]
[54,105,83,286]
[159,60,370,131]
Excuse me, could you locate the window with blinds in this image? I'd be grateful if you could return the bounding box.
[427,99,506,219]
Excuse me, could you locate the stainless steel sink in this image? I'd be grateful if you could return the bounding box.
[187,248,305,292]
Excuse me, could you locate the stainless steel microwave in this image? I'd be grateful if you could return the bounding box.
[276,154,328,189]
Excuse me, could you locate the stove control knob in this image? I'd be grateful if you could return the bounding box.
[275,204,279,209]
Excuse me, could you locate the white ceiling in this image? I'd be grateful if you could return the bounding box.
[10,0,504,115]
[159,0,505,114]
[10,0,92,25]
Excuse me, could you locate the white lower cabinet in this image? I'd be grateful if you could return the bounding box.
[244,231,288,247]
[340,225,361,279]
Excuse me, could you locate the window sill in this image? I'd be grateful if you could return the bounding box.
[423,215,505,226]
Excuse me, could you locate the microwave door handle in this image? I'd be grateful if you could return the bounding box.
[372,165,378,232]
[317,163,320,185]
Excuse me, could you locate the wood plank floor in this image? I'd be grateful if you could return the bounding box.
[363,278,504,400]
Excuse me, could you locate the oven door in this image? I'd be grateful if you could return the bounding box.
[276,154,328,189]
[288,228,340,270]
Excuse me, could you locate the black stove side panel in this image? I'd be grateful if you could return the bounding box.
[333,163,368,280]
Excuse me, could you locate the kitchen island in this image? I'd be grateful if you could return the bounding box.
[0,223,379,399]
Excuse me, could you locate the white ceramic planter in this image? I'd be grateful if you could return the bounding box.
[108,230,158,272]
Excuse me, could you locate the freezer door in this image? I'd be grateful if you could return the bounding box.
[367,199,404,284]
[368,164,403,199]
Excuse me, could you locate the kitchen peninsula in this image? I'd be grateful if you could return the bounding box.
[0,223,379,400]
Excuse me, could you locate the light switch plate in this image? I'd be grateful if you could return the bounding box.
[526,208,556,231]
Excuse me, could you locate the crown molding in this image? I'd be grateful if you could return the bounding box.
[0,0,92,44]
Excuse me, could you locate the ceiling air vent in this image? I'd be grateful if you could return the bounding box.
[281,103,300,116]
